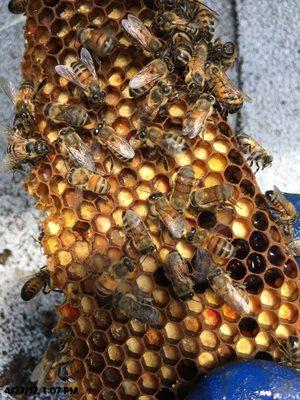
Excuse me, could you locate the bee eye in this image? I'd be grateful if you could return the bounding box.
[190,227,196,234]
[21,112,28,118]
[188,83,196,91]
[150,245,155,252]
[140,130,147,139]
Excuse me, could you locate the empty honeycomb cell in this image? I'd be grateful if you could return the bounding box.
[139,373,159,394]
[232,219,252,238]
[260,289,281,308]
[198,211,217,229]
[219,323,238,343]
[238,317,259,338]
[249,231,269,252]
[236,198,254,218]
[264,267,284,288]
[244,274,264,294]
[197,352,217,369]
[193,160,208,179]
[194,142,212,160]
[200,330,219,350]
[204,172,223,187]
[208,154,227,172]
[268,245,286,266]
[236,338,256,357]
[258,311,278,330]
[183,316,201,335]
[93,310,112,330]
[227,149,244,165]
[168,301,186,322]
[240,179,256,198]
[102,367,122,389]
[278,303,298,323]
[224,165,242,184]
[181,337,199,357]
[126,337,145,358]
[247,252,267,274]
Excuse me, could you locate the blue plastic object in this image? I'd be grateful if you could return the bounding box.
[187,360,300,400]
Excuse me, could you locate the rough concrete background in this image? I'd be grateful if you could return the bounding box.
[0,0,299,398]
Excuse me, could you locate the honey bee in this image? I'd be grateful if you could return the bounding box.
[0,78,43,134]
[286,238,300,257]
[166,251,194,300]
[185,40,209,95]
[67,167,110,196]
[138,78,174,122]
[129,58,169,98]
[21,267,51,301]
[194,248,250,314]
[55,48,106,106]
[113,291,160,326]
[208,40,238,70]
[122,209,156,255]
[208,63,252,114]
[93,122,135,162]
[172,31,193,68]
[95,257,135,298]
[138,125,189,169]
[8,0,27,14]
[43,101,91,128]
[277,335,300,371]
[58,127,95,172]
[236,132,273,173]
[0,126,50,172]
[122,14,167,60]
[31,337,71,389]
[149,192,185,239]
[183,94,215,139]
[77,27,119,59]
[191,184,236,211]
[265,186,297,225]
[193,2,216,41]
[186,227,236,259]
[153,11,202,43]
[169,165,196,211]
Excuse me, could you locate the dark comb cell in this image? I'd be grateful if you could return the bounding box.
[87,353,105,373]
[268,246,285,266]
[240,179,256,197]
[249,231,269,252]
[154,266,171,287]
[283,259,298,278]
[226,259,247,280]
[247,253,266,273]
[255,194,269,210]
[264,268,284,288]
[269,225,281,242]
[110,324,128,343]
[238,317,259,337]
[232,238,250,259]
[218,122,232,137]
[100,389,118,400]
[244,275,264,294]
[102,367,122,388]
[177,359,198,380]
[224,166,242,184]
[90,331,108,351]
[72,339,89,358]
[228,149,244,165]
[252,212,269,230]
[156,388,176,400]
[198,211,217,229]
[254,352,273,361]
[93,310,112,330]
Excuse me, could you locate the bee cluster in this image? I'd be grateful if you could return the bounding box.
[3,0,300,398]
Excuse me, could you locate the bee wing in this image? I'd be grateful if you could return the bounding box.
[192,0,220,17]
[80,47,98,79]
[273,185,286,203]
[226,282,250,314]
[163,214,184,239]
[167,252,188,281]
[106,134,135,160]
[192,248,212,283]
[30,355,53,389]
[68,143,96,172]
[0,77,18,104]
[129,60,165,90]
[183,110,208,139]
[55,65,85,90]
[218,71,253,103]
[160,134,188,155]
[0,153,21,172]
[122,14,155,50]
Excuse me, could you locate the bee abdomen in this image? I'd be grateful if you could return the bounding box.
[21,279,43,301]
[209,236,235,258]
[71,61,92,84]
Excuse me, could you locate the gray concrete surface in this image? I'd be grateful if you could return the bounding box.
[0,1,299,398]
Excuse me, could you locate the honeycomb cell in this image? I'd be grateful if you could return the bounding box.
[236,198,254,218]
[249,231,269,252]
[240,179,256,197]
[164,322,183,343]
[86,353,105,373]
[102,367,122,389]
[183,316,201,335]
[200,330,219,350]
[252,211,269,231]
[280,280,299,301]
[123,359,142,380]
[247,252,267,273]
[198,211,217,229]
[236,338,256,357]
[181,337,199,357]
[283,259,298,279]
[204,172,223,187]
[278,303,298,323]
[139,373,159,394]
[142,351,161,372]
[226,259,247,280]
[160,366,178,387]
[260,289,281,309]
[238,317,259,337]
[219,323,238,343]
[258,311,278,330]
[162,345,181,365]
[232,219,252,238]
[224,165,242,184]
[107,344,124,366]
[93,310,112,330]
[267,246,285,266]
[126,337,145,358]
[194,142,212,160]
[264,268,284,288]
[197,352,217,369]
[244,274,264,294]
[233,239,250,259]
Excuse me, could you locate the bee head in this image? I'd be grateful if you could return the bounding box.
[93,122,104,136]
[263,155,273,168]
[139,128,148,141]
[91,91,106,104]
[223,42,236,56]
[186,227,196,242]
[123,257,135,272]
[158,80,172,94]
[35,140,51,155]
[149,192,163,203]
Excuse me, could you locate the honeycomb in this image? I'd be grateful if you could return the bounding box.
[13,0,300,398]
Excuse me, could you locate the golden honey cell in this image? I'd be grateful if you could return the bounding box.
[17,0,300,398]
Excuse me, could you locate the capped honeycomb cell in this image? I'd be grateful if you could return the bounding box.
[18,0,300,398]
